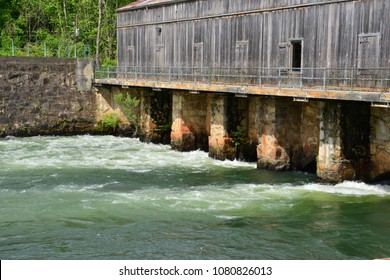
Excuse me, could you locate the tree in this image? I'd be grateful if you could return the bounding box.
[0,0,134,63]
[95,0,104,66]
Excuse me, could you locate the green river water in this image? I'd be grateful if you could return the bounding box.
[0,135,389,259]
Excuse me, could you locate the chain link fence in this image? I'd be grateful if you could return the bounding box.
[0,39,91,58]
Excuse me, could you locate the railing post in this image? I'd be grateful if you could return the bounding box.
[208,67,211,84]
[350,69,354,92]
[169,66,172,82]
[300,70,303,89]
[278,68,281,89]
[27,43,31,57]
[380,68,384,93]
[258,68,262,87]
[11,39,15,56]
[193,67,196,84]
[44,42,47,57]
[323,68,327,91]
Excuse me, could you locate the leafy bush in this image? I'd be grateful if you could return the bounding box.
[114,93,140,124]
[100,112,121,132]
[231,126,247,147]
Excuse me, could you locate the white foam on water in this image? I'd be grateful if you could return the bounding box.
[2,136,390,207]
[1,135,256,174]
[51,179,390,217]
[299,181,390,196]
[215,215,243,220]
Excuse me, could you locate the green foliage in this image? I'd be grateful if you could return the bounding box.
[231,126,247,147]
[155,123,172,133]
[100,112,121,132]
[0,0,133,63]
[102,57,118,66]
[114,93,140,124]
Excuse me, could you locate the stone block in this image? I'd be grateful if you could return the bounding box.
[209,136,235,161]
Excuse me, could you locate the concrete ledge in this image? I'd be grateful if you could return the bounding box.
[94,78,387,103]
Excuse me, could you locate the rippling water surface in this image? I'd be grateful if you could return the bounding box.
[1,135,389,259]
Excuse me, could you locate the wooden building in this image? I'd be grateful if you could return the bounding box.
[117,0,389,75]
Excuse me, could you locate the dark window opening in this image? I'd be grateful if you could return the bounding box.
[291,41,302,71]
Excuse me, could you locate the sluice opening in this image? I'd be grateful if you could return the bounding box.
[302,158,317,174]
[227,95,257,162]
[371,172,390,184]
[341,101,371,180]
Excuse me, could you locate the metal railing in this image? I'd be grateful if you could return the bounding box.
[94,66,390,93]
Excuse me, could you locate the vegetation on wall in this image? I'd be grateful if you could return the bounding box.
[95,111,121,133]
[0,0,134,65]
[114,93,140,134]
[231,125,247,148]
[114,93,140,121]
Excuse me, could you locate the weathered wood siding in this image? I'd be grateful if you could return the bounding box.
[117,0,389,71]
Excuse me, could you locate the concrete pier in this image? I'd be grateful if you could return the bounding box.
[171,91,208,151]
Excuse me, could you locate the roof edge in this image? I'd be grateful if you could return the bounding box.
[117,0,193,13]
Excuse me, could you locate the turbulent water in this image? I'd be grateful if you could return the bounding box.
[0,135,389,260]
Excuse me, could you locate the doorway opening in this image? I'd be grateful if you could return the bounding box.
[291,40,302,71]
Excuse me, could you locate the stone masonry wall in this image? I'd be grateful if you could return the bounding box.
[254,97,320,172]
[370,107,390,181]
[208,94,236,160]
[0,57,95,136]
[317,102,356,182]
[95,86,141,136]
[256,98,291,170]
[300,101,321,171]
[171,91,208,151]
